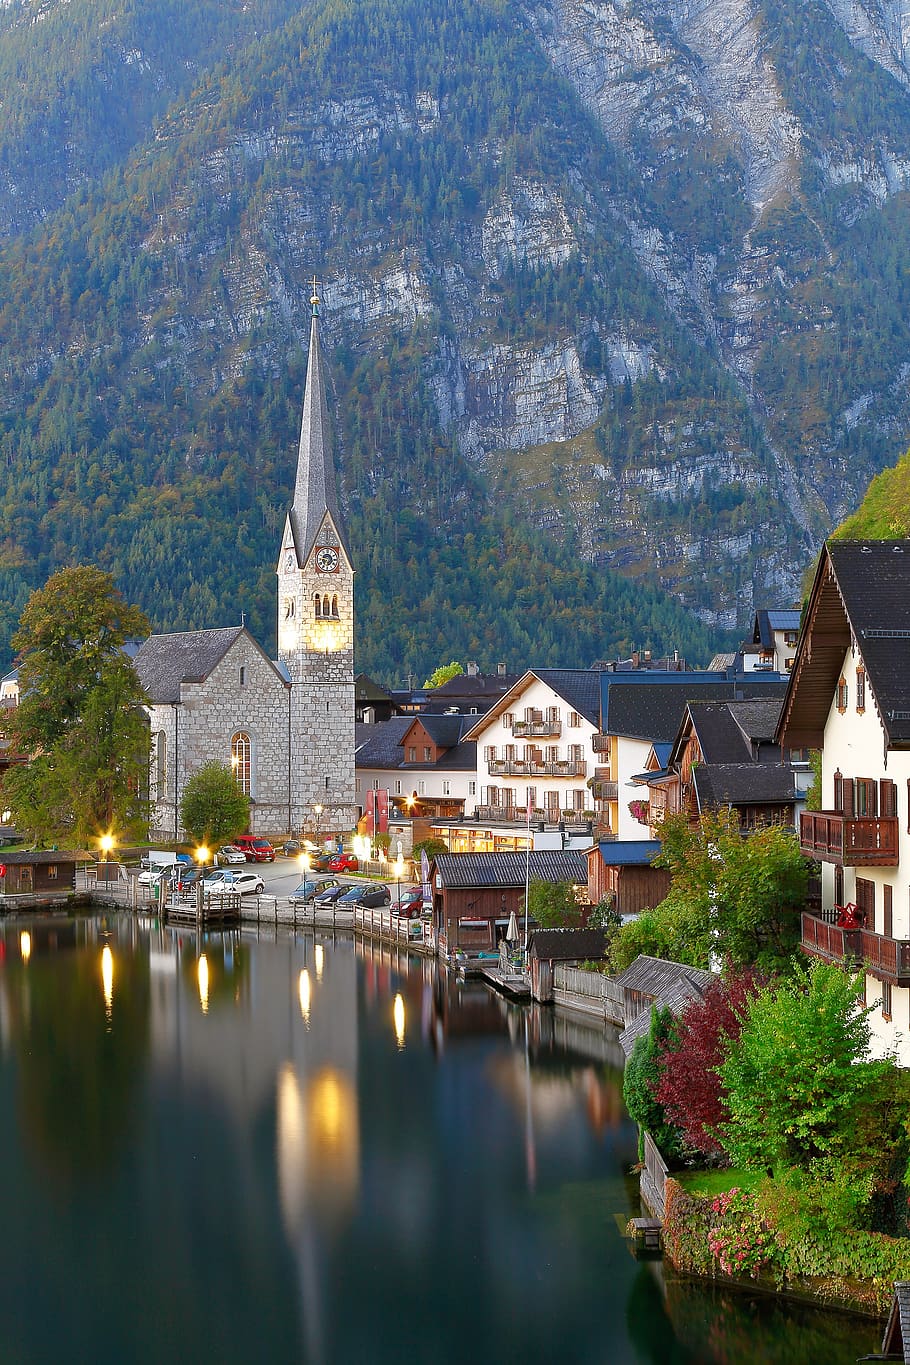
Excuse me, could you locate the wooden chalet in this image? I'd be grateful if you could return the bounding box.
[0,849,81,898]
[430,850,587,955]
[527,927,608,1002]
[586,840,670,917]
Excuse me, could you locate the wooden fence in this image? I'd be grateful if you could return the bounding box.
[640,1130,669,1220]
[552,963,625,1024]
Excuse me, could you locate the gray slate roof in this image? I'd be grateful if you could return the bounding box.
[134,627,247,703]
[605,679,787,743]
[615,954,716,1055]
[532,669,602,726]
[416,714,471,748]
[289,311,351,565]
[693,763,796,808]
[528,928,608,961]
[354,717,476,771]
[434,851,587,887]
[882,1281,910,1362]
[830,541,910,746]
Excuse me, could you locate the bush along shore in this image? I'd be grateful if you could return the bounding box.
[624,958,910,1318]
[662,1177,910,1317]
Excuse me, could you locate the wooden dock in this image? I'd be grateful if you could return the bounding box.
[481,967,532,1000]
[163,892,242,928]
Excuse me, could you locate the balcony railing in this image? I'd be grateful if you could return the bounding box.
[512,719,561,738]
[591,779,618,801]
[799,811,899,866]
[592,734,610,753]
[801,912,910,985]
[488,759,586,777]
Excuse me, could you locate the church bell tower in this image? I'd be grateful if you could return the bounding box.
[277,281,355,834]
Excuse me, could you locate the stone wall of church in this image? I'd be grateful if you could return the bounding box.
[147,635,293,842]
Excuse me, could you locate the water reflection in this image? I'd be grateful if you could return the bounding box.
[0,916,884,1365]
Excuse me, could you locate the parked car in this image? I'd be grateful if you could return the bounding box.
[215,845,247,866]
[328,852,359,873]
[338,883,391,909]
[392,886,425,917]
[281,839,302,857]
[309,851,337,872]
[233,835,276,863]
[289,876,340,905]
[311,883,349,908]
[204,869,265,896]
[138,865,172,888]
[174,865,204,892]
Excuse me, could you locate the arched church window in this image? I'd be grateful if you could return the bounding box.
[323,594,330,616]
[284,597,295,620]
[314,594,322,618]
[155,731,167,798]
[331,595,339,617]
[231,732,252,796]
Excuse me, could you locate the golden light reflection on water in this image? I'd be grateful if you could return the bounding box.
[197,954,209,1014]
[393,992,406,1050]
[298,968,311,1024]
[276,1062,359,1237]
[314,944,324,981]
[101,945,113,1025]
[19,932,30,963]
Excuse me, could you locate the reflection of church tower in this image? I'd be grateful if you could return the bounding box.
[277,283,355,832]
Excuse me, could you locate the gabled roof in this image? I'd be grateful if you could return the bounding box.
[881,1282,910,1362]
[615,954,715,995]
[135,627,279,704]
[405,714,469,749]
[528,928,608,961]
[619,970,714,1054]
[354,717,476,771]
[355,673,392,703]
[753,608,800,648]
[433,851,587,888]
[287,309,351,567]
[779,540,910,750]
[693,763,796,809]
[604,679,786,744]
[461,668,599,740]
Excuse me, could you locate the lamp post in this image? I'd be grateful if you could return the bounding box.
[393,854,405,912]
[99,833,115,884]
[313,803,323,852]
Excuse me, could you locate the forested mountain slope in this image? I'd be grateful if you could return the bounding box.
[0,0,909,680]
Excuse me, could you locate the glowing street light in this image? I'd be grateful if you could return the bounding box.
[99,833,115,862]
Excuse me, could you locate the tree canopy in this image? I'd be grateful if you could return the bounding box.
[609,810,808,973]
[178,760,251,848]
[2,566,150,846]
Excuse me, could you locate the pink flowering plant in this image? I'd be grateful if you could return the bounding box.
[628,798,650,825]
[707,1187,782,1280]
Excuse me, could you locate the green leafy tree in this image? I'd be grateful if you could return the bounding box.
[609,810,808,973]
[622,1006,683,1163]
[413,837,448,860]
[423,661,464,688]
[528,878,584,928]
[717,960,891,1172]
[179,761,250,848]
[2,566,150,845]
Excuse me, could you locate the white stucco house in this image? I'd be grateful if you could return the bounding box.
[779,539,910,1063]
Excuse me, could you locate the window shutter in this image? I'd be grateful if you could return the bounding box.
[881,779,897,818]
[842,779,854,818]
[833,770,843,812]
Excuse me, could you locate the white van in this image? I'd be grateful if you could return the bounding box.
[138,851,189,886]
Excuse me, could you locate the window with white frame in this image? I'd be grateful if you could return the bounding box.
[502,712,514,728]
[468,780,477,796]
[230,732,251,795]
[568,711,581,727]
[418,780,426,796]
[442,780,451,796]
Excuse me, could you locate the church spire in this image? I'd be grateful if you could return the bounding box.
[288,281,349,566]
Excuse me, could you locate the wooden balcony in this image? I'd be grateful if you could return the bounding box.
[592,733,611,753]
[801,912,910,985]
[591,779,618,801]
[488,759,586,778]
[512,719,561,738]
[799,810,899,866]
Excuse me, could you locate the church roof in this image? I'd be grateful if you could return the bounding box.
[135,627,264,703]
[289,309,350,566]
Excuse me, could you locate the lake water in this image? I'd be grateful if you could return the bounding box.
[0,913,879,1363]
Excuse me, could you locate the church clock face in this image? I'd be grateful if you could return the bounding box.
[315,546,340,574]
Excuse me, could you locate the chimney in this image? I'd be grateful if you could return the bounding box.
[643,650,651,663]
[467,661,479,677]
[632,650,640,668]
[497,662,506,676]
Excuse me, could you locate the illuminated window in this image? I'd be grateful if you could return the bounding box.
[314,594,322,618]
[331,595,339,618]
[231,732,252,795]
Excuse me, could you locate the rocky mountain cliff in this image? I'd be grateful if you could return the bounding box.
[0,0,909,678]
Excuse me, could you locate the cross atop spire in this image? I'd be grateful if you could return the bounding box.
[309,276,320,317]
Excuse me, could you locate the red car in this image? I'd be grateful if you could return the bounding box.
[328,852,359,872]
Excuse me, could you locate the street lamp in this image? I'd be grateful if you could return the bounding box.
[99,833,114,862]
[313,803,323,850]
[393,853,405,911]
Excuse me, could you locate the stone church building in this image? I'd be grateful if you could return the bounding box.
[134,294,356,843]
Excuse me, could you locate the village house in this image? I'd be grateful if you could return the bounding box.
[430,849,588,956]
[355,714,477,821]
[778,539,910,1064]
